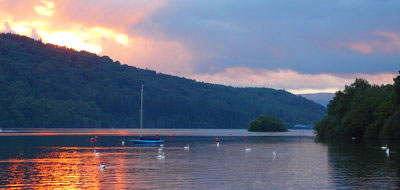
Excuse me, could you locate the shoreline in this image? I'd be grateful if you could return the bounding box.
[0,128,315,137]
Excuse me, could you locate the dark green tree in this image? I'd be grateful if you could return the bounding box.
[394,70,400,104]
[315,77,399,140]
[248,115,288,132]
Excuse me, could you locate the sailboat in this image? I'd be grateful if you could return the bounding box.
[128,85,164,144]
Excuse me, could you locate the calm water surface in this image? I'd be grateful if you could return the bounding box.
[0,129,399,189]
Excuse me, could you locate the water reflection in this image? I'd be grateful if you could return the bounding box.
[327,140,400,189]
[0,134,399,189]
[2,151,103,189]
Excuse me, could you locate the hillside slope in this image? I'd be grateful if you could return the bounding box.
[0,33,326,128]
[299,93,335,107]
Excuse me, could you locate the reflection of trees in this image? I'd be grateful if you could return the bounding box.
[326,140,400,189]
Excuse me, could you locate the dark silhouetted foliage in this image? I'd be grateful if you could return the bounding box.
[315,75,400,140]
[0,33,326,128]
[248,115,288,132]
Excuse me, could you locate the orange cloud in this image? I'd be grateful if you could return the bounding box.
[189,67,397,94]
[0,0,193,75]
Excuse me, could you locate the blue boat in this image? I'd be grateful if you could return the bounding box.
[128,85,165,144]
[128,137,165,144]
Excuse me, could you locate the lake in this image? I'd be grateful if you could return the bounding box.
[0,129,399,189]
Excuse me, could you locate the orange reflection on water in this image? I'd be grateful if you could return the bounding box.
[1,149,125,189]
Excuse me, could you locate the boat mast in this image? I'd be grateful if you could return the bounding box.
[140,84,143,130]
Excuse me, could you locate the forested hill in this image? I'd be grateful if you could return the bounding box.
[0,33,326,129]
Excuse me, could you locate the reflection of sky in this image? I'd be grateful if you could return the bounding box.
[0,135,334,189]
[1,0,399,93]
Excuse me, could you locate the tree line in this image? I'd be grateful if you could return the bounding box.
[0,33,326,129]
[315,72,400,139]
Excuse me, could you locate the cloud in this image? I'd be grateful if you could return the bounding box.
[0,0,193,74]
[346,42,373,54]
[0,0,398,93]
[189,67,397,94]
[102,36,193,76]
[34,0,55,16]
[341,31,400,54]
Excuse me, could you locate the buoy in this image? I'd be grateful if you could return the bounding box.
[244,136,248,141]
[90,137,95,142]
[170,135,174,140]
[94,136,99,141]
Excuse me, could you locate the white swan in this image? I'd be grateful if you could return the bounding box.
[94,150,100,156]
[157,152,165,159]
[99,164,106,169]
[272,151,277,157]
[381,144,388,150]
[245,146,251,152]
[158,144,164,152]
[184,145,190,150]
[121,141,125,146]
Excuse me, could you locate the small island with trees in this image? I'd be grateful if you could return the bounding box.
[248,115,288,132]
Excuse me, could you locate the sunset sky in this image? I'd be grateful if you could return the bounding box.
[1,0,399,93]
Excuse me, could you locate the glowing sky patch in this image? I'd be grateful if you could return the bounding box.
[34,0,55,17]
[1,19,131,53]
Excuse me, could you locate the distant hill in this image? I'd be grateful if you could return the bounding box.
[298,93,335,107]
[0,33,326,129]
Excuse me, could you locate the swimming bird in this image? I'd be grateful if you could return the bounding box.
[184,145,190,150]
[121,141,125,146]
[272,151,277,157]
[160,144,164,147]
[94,150,100,156]
[157,152,165,159]
[99,164,106,169]
[245,146,251,152]
[381,144,388,150]
[386,148,390,156]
